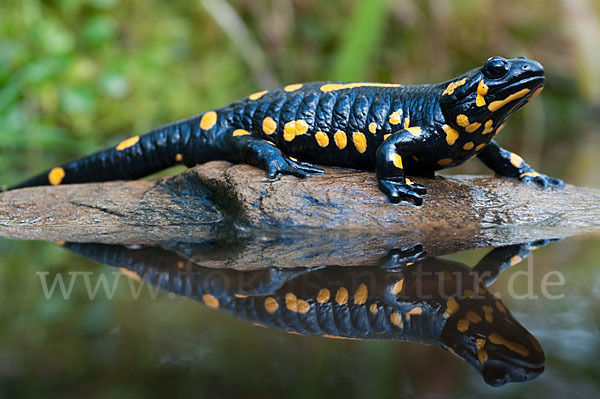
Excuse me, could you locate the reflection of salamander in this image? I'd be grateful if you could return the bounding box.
[65,241,554,386]
[6,57,563,205]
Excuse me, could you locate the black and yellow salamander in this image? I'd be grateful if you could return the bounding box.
[5,56,564,205]
[65,241,550,386]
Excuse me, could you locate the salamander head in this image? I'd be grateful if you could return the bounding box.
[440,294,545,387]
[439,56,545,136]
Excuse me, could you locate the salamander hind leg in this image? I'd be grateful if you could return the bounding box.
[221,129,324,178]
[376,130,427,205]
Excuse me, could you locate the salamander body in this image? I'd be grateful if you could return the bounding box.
[6,56,564,204]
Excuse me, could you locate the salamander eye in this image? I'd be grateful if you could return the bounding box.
[483,57,510,79]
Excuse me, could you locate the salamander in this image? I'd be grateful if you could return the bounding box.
[4,56,564,205]
[65,241,552,386]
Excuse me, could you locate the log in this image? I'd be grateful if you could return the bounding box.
[1,161,599,268]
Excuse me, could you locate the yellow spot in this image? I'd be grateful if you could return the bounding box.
[466,310,482,324]
[368,122,377,134]
[353,283,368,305]
[404,117,410,129]
[283,120,309,141]
[333,130,347,149]
[352,132,367,153]
[520,171,540,179]
[510,153,523,167]
[443,297,459,319]
[463,142,474,150]
[390,312,403,327]
[489,333,530,356]
[175,153,183,162]
[510,255,523,265]
[475,143,486,151]
[405,178,414,185]
[465,122,481,133]
[202,294,219,308]
[496,300,507,314]
[317,288,330,304]
[391,279,404,295]
[315,131,329,147]
[232,129,251,136]
[438,158,452,166]
[262,117,277,135]
[482,305,494,323]
[297,299,310,314]
[482,120,494,134]
[443,124,459,145]
[249,90,268,100]
[488,88,531,112]
[289,157,298,162]
[456,114,470,127]
[335,287,349,305]
[477,339,486,351]
[457,318,470,332]
[476,79,489,107]
[119,267,141,281]
[235,294,248,298]
[383,134,391,140]
[369,303,378,314]
[284,83,303,92]
[55,241,66,246]
[406,126,422,136]
[478,348,489,366]
[200,111,218,130]
[442,78,467,95]
[48,167,66,185]
[496,124,505,133]
[264,297,279,313]
[176,261,185,269]
[389,109,402,125]
[322,334,359,341]
[116,136,140,151]
[527,333,543,353]
[319,82,401,92]
[286,292,298,312]
[391,154,403,169]
[528,87,543,101]
[407,307,422,319]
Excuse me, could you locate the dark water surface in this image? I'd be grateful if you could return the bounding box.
[0,232,599,398]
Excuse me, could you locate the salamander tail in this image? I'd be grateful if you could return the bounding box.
[6,115,215,190]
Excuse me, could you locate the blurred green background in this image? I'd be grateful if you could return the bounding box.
[1,0,600,397]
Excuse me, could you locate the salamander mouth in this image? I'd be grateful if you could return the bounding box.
[499,75,545,96]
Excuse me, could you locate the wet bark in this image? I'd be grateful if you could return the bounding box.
[1,161,599,267]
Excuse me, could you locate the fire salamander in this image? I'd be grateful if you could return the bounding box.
[5,56,564,205]
[65,241,552,386]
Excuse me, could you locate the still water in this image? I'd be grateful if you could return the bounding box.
[0,231,599,397]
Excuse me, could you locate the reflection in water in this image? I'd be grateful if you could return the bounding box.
[65,240,555,387]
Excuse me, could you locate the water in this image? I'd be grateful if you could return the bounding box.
[0,230,599,397]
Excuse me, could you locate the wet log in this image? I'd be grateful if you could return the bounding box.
[1,161,599,267]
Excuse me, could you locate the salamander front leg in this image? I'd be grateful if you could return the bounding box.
[473,239,560,285]
[222,130,324,178]
[376,130,427,205]
[477,140,564,188]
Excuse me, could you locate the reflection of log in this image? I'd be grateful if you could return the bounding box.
[1,161,599,266]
